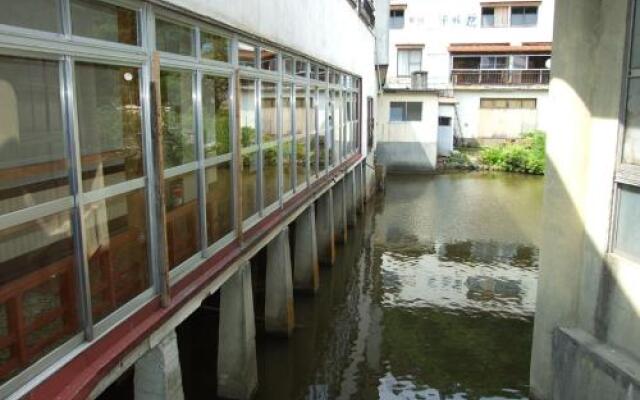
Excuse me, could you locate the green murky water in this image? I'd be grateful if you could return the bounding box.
[254,172,544,400]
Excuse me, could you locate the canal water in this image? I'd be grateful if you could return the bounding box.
[252,172,544,400]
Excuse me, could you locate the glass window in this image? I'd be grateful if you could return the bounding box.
[512,55,528,69]
[318,90,327,172]
[261,49,278,71]
[389,9,405,29]
[283,56,294,75]
[397,49,422,77]
[481,7,495,27]
[156,18,194,56]
[76,63,143,192]
[0,0,61,32]
[0,210,79,381]
[238,42,257,68]
[632,3,640,69]
[407,102,422,121]
[528,55,550,69]
[240,79,258,219]
[453,57,481,69]
[205,162,233,245]
[201,32,229,62]
[296,60,308,78]
[86,189,149,322]
[511,6,538,26]
[165,171,199,269]
[318,66,327,82]
[202,75,230,158]
[310,64,318,80]
[160,70,195,168]
[295,85,307,187]
[615,185,640,260]
[309,88,318,176]
[623,78,640,165]
[390,102,422,122]
[0,56,68,216]
[261,81,278,207]
[71,0,138,45]
[282,84,294,194]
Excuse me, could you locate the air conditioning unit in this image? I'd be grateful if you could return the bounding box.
[411,71,429,89]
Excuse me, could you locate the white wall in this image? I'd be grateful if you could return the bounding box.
[455,89,550,142]
[387,0,555,88]
[165,0,377,156]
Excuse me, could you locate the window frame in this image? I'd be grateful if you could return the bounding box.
[397,47,423,78]
[389,9,405,29]
[389,101,423,122]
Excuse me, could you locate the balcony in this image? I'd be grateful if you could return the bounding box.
[359,0,375,28]
[451,69,550,86]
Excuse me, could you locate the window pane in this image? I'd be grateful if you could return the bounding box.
[632,2,640,69]
[201,32,229,62]
[261,82,278,207]
[0,211,78,382]
[0,56,68,216]
[240,79,257,148]
[161,70,195,168]
[71,0,137,45]
[238,42,257,68]
[202,75,230,158]
[283,56,294,75]
[261,49,278,71]
[205,162,233,245]
[156,18,194,56]
[511,8,525,26]
[318,66,327,82]
[328,90,336,166]
[76,63,143,192]
[86,189,149,322]
[295,86,307,187]
[481,7,495,27]
[165,171,199,269]
[0,0,61,32]
[524,7,538,25]
[615,185,640,260]
[390,102,405,121]
[241,151,259,219]
[407,102,422,121]
[623,78,640,164]
[296,60,308,78]
[309,89,318,176]
[318,90,327,171]
[282,84,294,193]
[398,50,409,76]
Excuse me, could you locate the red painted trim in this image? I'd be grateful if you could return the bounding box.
[25,155,364,400]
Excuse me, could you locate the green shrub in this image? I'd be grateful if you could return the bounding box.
[478,131,546,175]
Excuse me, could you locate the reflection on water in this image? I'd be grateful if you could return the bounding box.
[252,172,543,400]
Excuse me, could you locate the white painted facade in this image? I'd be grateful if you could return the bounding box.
[383,0,555,144]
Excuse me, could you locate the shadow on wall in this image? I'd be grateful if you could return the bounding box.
[374,141,437,172]
[530,0,640,397]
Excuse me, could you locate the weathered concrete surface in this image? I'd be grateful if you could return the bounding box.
[346,171,357,227]
[355,163,364,214]
[375,142,438,172]
[265,228,295,336]
[333,181,348,243]
[552,328,640,400]
[529,0,639,398]
[293,206,320,292]
[217,262,257,400]
[134,330,184,400]
[316,191,336,267]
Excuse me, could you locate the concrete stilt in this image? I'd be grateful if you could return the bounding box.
[134,330,184,400]
[355,164,364,214]
[333,180,348,243]
[346,171,357,227]
[265,228,295,336]
[316,191,336,267]
[293,206,320,292]
[217,262,257,400]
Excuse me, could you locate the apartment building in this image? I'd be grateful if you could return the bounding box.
[377,0,554,170]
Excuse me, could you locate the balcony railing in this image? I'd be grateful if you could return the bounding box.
[359,0,375,27]
[451,69,550,86]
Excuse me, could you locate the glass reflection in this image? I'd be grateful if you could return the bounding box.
[76,63,143,191]
[201,32,229,63]
[205,162,233,245]
[308,89,318,176]
[262,82,278,208]
[295,85,307,188]
[156,18,194,56]
[165,172,199,269]
[86,189,149,322]
[160,69,195,168]
[318,90,327,171]
[71,0,138,45]
[0,56,68,216]
[202,75,230,158]
[282,84,294,194]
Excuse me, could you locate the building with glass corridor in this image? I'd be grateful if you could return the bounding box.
[0,0,378,398]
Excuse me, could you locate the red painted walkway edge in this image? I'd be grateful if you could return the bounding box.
[25,155,363,400]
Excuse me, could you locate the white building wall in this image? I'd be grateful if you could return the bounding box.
[165,0,377,156]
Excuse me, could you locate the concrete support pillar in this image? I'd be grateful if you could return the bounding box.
[217,262,257,400]
[293,206,319,292]
[333,180,348,243]
[346,171,357,227]
[355,164,364,214]
[265,228,295,336]
[134,330,184,400]
[316,191,335,267]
